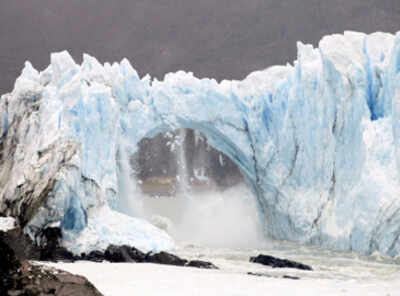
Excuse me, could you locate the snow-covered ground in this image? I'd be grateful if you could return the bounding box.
[44,241,400,296]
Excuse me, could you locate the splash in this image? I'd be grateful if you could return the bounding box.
[141,184,267,249]
[116,140,144,217]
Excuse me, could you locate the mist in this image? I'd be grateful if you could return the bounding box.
[122,184,267,249]
[153,185,265,249]
[116,129,266,249]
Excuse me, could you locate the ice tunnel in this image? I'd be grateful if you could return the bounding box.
[1,31,400,256]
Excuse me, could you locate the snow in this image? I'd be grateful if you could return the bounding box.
[44,244,400,296]
[2,31,400,256]
[46,263,390,296]
[0,217,16,232]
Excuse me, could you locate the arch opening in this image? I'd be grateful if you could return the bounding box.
[116,127,267,249]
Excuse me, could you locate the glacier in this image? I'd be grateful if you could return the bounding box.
[1,31,400,256]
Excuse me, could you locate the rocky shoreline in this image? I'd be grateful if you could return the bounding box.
[0,231,102,296]
[0,225,219,295]
[1,222,314,295]
[1,225,218,268]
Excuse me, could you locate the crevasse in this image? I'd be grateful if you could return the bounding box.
[1,31,400,257]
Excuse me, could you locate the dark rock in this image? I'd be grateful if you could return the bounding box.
[41,247,76,262]
[0,233,20,284]
[146,251,188,266]
[250,254,312,271]
[84,250,105,262]
[104,246,126,262]
[81,245,147,263]
[247,272,301,280]
[0,233,103,296]
[136,128,244,195]
[41,227,62,248]
[81,247,220,269]
[0,228,41,260]
[38,227,76,262]
[1,226,219,270]
[106,245,147,263]
[126,246,147,262]
[247,272,265,277]
[105,245,135,263]
[282,275,300,280]
[186,260,218,269]
[1,226,76,263]
[81,246,219,269]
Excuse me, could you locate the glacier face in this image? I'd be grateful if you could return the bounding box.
[1,31,400,256]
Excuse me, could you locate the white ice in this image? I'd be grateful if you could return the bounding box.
[0,217,16,232]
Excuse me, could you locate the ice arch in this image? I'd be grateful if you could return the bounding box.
[120,114,259,196]
[1,31,400,256]
[126,127,265,248]
[115,84,268,232]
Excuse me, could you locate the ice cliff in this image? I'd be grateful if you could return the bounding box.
[1,31,400,257]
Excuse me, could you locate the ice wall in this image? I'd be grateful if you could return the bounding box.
[1,31,400,256]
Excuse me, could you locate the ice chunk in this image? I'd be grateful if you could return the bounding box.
[0,217,16,232]
[62,206,174,255]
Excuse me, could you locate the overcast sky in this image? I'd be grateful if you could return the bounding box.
[0,0,399,94]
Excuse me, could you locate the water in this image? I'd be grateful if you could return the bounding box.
[172,239,400,283]
[116,143,400,288]
[131,181,399,285]
[137,182,399,285]
[141,184,266,249]
[176,128,191,195]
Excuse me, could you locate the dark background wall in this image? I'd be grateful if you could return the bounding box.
[134,128,244,195]
[0,0,399,94]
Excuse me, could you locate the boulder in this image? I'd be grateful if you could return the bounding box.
[104,245,146,263]
[146,251,188,266]
[250,254,312,271]
[41,246,76,262]
[38,227,76,262]
[186,260,218,269]
[0,228,41,260]
[41,227,62,248]
[0,232,103,296]
[84,250,105,262]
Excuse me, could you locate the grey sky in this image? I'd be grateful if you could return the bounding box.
[0,0,399,94]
